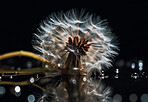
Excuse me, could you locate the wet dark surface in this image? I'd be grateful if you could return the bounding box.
[0,57,148,102]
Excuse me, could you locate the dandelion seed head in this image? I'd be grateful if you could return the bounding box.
[34,9,118,70]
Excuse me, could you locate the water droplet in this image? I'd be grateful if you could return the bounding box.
[27,94,35,102]
[71,78,76,84]
[0,76,2,80]
[57,63,62,67]
[83,77,87,82]
[15,86,21,93]
[139,67,143,71]
[45,64,49,68]
[10,76,13,79]
[115,69,119,74]
[36,74,39,78]
[131,73,139,79]
[131,63,135,69]
[115,74,119,79]
[100,70,105,79]
[138,60,143,71]
[73,67,79,70]
[30,77,35,83]
[101,76,105,79]
[101,70,105,75]
[138,60,143,67]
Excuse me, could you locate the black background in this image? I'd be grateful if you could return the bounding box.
[0,0,148,102]
[0,0,148,60]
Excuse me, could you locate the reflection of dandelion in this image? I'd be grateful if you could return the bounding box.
[38,78,111,102]
[34,9,118,71]
[82,80,111,102]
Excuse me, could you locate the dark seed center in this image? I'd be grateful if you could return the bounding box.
[66,36,91,56]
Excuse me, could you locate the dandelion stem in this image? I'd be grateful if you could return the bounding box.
[0,51,51,64]
[0,67,47,76]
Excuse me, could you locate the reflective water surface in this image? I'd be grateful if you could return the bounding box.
[0,57,148,102]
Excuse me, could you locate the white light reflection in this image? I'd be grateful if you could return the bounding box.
[14,86,21,97]
[83,77,87,82]
[71,78,76,84]
[138,60,143,71]
[131,73,139,79]
[114,74,119,79]
[15,86,21,93]
[36,74,39,78]
[138,60,143,67]
[131,63,135,69]
[57,63,62,67]
[115,69,119,74]
[73,67,79,70]
[44,64,49,68]
[115,69,119,79]
[10,76,13,79]
[30,77,35,83]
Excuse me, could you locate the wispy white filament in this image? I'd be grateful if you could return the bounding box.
[34,9,118,70]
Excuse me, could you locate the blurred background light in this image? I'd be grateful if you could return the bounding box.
[14,91,21,97]
[26,61,32,68]
[15,86,21,93]
[129,93,138,102]
[0,86,6,96]
[113,94,122,102]
[27,94,35,102]
[141,94,148,102]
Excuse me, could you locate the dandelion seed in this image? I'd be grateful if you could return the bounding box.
[34,9,118,72]
[30,77,35,83]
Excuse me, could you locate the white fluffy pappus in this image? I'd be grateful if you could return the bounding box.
[34,9,118,70]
